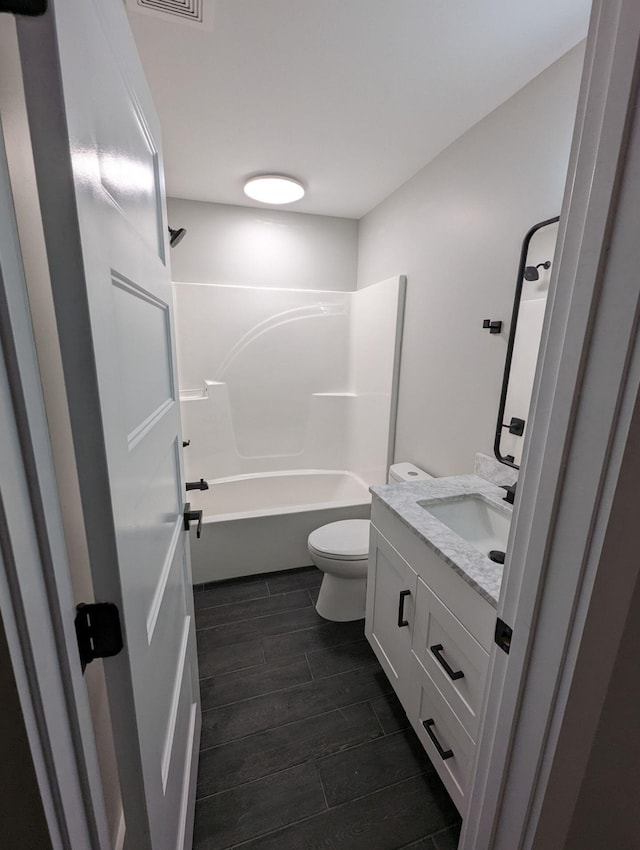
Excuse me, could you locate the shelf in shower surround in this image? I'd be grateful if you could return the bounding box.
[312,392,357,398]
[180,388,207,401]
[179,380,226,402]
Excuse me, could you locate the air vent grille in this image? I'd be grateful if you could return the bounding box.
[126,0,213,30]
[137,0,202,23]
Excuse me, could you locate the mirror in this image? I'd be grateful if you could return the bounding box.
[495,216,560,468]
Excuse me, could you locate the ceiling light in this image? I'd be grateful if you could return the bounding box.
[243,175,305,205]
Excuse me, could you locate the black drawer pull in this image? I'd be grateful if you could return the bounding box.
[397,590,411,627]
[423,718,453,760]
[430,644,464,681]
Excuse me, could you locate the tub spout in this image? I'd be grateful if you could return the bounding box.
[186,479,209,491]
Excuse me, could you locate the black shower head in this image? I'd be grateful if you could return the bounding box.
[168,226,187,248]
[523,260,551,282]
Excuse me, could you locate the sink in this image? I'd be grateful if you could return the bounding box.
[418,494,511,559]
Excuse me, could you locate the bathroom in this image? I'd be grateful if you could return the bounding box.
[4,2,639,850]
[148,0,587,843]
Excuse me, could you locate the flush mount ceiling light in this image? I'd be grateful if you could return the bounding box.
[243,175,305,205]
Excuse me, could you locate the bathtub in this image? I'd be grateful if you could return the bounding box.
[187,470,372,583]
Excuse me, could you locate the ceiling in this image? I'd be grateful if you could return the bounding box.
[127,0,591,219]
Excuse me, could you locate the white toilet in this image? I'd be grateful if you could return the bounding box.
[308,463,432,621]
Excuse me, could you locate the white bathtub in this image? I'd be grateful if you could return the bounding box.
[187,470,371,583]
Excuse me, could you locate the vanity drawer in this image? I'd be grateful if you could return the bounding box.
[412,578,489,740]
[410,660,474,816]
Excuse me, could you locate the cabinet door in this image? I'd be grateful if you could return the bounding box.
[365,527,417,704]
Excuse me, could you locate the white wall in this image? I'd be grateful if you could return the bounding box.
[167,197,358,291]
[357,44,585,477]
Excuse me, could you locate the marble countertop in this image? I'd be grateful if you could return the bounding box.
[370,474,512,607]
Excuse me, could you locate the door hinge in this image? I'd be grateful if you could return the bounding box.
[75,602,123,672]
[495,617,513,654]
[0,1,48,15]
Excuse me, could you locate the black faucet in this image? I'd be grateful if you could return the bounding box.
[186,478,209,491]
[501,482,517,505]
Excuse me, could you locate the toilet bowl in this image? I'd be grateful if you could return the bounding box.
[308,520,370,622]
[308,463,433,622]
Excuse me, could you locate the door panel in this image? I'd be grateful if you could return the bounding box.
[84,2,166,260]
[111,274,174,441]
[16,2,201,848]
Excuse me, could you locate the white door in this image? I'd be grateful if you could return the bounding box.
[16,3,200,849]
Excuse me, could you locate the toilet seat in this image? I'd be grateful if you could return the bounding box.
[307,519,370,561]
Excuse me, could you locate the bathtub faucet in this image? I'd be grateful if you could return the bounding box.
[185,478,209,491]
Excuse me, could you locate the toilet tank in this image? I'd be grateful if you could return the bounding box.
[388,462,433,483]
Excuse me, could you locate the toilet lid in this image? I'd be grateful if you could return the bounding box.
[308,520,370,560]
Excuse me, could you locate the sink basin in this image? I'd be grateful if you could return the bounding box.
[418,494,511,559]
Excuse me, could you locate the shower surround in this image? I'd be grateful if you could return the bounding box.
[174,276,404,581]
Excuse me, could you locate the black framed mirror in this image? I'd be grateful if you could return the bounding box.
[494,216,560,468]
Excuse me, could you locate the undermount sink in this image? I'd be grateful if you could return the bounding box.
[418,494,511,559]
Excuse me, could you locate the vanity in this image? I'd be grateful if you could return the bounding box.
[365,475,511,815]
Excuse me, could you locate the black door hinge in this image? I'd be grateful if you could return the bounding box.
[75,602,123,672]
[495,617,513,654]
[0,1,48,15]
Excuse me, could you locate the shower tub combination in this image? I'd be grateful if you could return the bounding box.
[187,469,371,582]
[175,276,406,584]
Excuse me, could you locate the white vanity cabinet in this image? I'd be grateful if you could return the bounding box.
[366,498,497,815]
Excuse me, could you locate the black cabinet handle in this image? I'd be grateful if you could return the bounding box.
[430,644,464,681]
[183,502,203,538]
[397,590,411,627]
[423,719,453,760]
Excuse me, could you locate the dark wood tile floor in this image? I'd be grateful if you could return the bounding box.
[192,566,462,850]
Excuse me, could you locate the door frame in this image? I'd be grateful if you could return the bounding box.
[4,0,640,848]
[0,105,111,848]
[463,0,640,847]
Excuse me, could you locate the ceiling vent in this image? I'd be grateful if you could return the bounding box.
[126,0,214,31]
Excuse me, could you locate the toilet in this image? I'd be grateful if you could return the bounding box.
[308,463,432,621]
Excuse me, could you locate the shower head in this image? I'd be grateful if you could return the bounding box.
[168,226,187,248]
[523,261,551,282]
